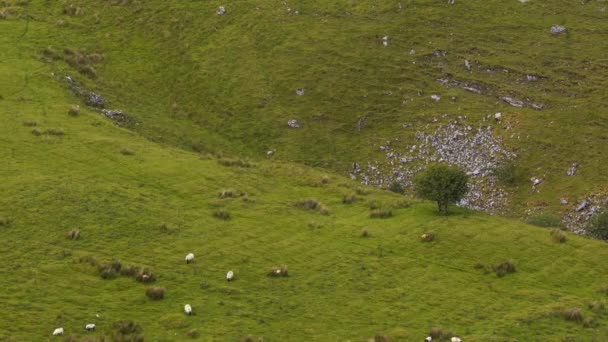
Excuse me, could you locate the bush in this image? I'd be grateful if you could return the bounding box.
[318,205,331,215]
[493,162,518,186]
[296,199,321,210]
[493,260,517,277]
[120,148,135,156]
[68,104,80,116]
[429,327,445,339]
[561,308,583,323]
[79,65,98,79]
[361,229,370,238]
[320,175,330,184]
[213,209,231,220]
[356,187,370,196]
[526,214,563,228]
[388,181,405,194]
[268,265,289,277]
[135,269,156,283]
[218,158,252,168]
[420,232,435,242]
[550,229,566,243]
[100,268,118,280]
[78,255,98,267]
[597,285,608,295]
[583,316,597,328]
[342,194,357,204]
[23,120,37,127]
[588,211,608,240]
[145,287,165,300]
[370,209,392,219]
[45,128,65,136]
[66,229,80,240]
[588,300,605,314]
[41,47,60,60]
[31,128,42,136]
[120,265,141,277]
[414,163,469,215]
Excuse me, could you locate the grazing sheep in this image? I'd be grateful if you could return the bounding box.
[425,337,432,342]
[52,327,64,336]
[451,338,462,342]
[184,304,192,315]
[185,253,195,264]
[85,323,96,331]
[226,270,234,281]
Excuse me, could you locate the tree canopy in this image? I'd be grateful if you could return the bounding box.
[415,163,469,215]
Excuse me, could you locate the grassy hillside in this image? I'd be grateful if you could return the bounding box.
[4,0,606,223]
[2,13,608,341]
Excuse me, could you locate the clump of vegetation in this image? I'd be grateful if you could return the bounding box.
[588,300,605,314]
[22,120,37,127]
[218,158,252,168]
[420,232,435,242]
[588,211,608,240]
[583,316,597,328]
[268,265,289,277]
[120,148,135,156]
[67,105,80,116]
[320,175,330,184]
[493,162,519,186]
[112,320,143,341]
[355,187,370,196]
[218,189,237,198]
[41,47,60,60]
[45,128,65,136]
[372,333,389,342]
[550,229,567,243]
[296,199,330,214]
[0,217,11,226]
[213,209,231,220]
[527,213,563,228]
[429,327,447,339]
[145,287,165,300]
[370,209,392,219]
[414,163,469,215]
[98,260,122,279]
[186,329,200,339]
[388,181,405,194]
[135,269,156,283]
[63,4,84,16]
[367,200,381,210]
[342,194,357,204]
[560,308,583,323]
[597,285,608,295]
[361,229,370,238]
[492,260,517,277]
[66,229,80,240]
[31,128,42,136]
[78,255,98,267]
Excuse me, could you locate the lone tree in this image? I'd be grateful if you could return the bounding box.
[414,163,469,215]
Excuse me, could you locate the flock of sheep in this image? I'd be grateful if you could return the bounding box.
[51,252,463,340]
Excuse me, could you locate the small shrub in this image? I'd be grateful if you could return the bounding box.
[42,47,60,60]
[86,52,104,64]
[388,181,405,194]
[68,104,80,116]
[492,260,517,277]
[242,336,254,342]
[120,148,135,156]
[218,189,237,198]
[0,217,10,226]
[429,327,445,339]
[583,316,597,328]
[361,229,370,238]
[588,300,605,314]
[550,229,566,243]
[66,229,80,240]
[356,187,370,196]
[588,211,608,240]
[63,4,83,16]
[45,128,65,136]
[79,65,97,79]
[296,199,320,210]
[31,128,42,136]
[320,175,330,184]
[370,209,392,219]
[218,158,252,168]
[597,285,608,295]
[318,205,331,215]
[135,269,156,283]
[268,265,289,277]
[120,265,141,277]
[420,232,435,242]
[78,255,98,267]
[213,209,231,220]
[526,213,563,228]
[367,200,380,210]
[100,268,118,280]
[186,329,200,338]
[342,194,357,204]
[473,262,488,272]
[373,334,389,342]
[145,287,165,300]
[23,120,37,127]
[112,320,142,335]
[493,162,518,186]
[561,308,583,323]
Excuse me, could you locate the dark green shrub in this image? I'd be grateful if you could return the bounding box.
[526,214,563,228]
[31,128,42,136]
[588,300,605,314]
[355,187,370,196]
[588,211,608,240]
[373,334,389,342]
[493,162,519,186]
[78,255,98,267]
[370,209,392,219]
[213,209,231,220]
[186,329,200,338]
[388,181,405,194]
[493,260,516,277]
[135,269,156,283]
[145,287,165,300]
[429,327,445,339]
[297,199,320,210]
[414,163,469,215]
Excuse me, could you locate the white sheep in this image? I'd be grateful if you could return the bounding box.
[451,337,462,342]
[185,253,195,264]
[184,304,192,315]
[52,327,64,336]
[226,270,234,281]
[85,324,96,331]
[425,337,432,342]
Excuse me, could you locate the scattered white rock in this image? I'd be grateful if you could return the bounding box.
[551,25,567,35]
[217,6,226,15]
[382,36,388,47]
[287,119,301,128]
[494,113,502,121]
[500,96,525,108]
[430,95,441,102]
[295,88,305,96]
[425,337,432,342]
[451,338,462,342]
[567,162,579,176]
[526,74,539,81]
[409,49,416,55]
[560,198,569,205]
[576,200,589,212]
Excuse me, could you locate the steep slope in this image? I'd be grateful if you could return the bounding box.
[2,15,608,341]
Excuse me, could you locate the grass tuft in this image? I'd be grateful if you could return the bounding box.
[66,229,80,240]
[145,287,165,300]
[550,229,566,243]
[68,104,80,116]
[560,308,583,323]
[370,209,392,219]
[268,265,289,277]
[342,194,357,204]
[0,217,11,226]
[213,209,231,220]
[22,120,37,127]
[493,260,517,277]
[420,232,435,242]
[120,148,135,156]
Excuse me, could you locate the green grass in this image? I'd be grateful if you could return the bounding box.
[2,1,608,341]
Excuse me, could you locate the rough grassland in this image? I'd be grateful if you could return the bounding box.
[1,2,608,341]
